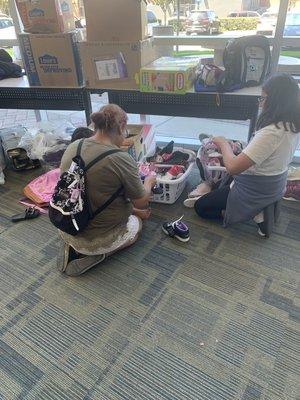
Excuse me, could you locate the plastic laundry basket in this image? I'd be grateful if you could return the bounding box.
[150,148,195,204]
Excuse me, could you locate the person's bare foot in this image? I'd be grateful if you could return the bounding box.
[133,208,151,220]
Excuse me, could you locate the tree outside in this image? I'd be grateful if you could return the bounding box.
[0,0,9,15]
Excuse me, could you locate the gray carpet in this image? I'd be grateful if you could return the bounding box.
[0,168,299,400]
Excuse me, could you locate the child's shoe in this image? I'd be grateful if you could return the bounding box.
[162,216,190,242]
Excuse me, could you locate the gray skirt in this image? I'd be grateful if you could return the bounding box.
[224,171,288,227]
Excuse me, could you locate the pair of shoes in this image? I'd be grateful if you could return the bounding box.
[162,216,190,242]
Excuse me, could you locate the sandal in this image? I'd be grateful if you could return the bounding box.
[11,207,40,223]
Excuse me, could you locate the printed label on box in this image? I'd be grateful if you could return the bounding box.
[94,52,127,81]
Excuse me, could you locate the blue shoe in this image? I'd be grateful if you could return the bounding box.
[162,216,190,242]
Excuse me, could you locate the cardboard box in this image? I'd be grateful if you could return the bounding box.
[121,124,155,162]
[16,0,75,33]
[18,32,83,87]
[140,56,201,95]
[79,39,156,90]
[83,0,147,42]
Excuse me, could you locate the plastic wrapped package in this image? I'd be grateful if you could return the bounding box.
[18,121,74,166]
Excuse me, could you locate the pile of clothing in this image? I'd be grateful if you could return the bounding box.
[139,141,195,181]
[197,135,244,185]
[200,136,243,169]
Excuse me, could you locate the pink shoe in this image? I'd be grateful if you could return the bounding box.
[188,181,211,198]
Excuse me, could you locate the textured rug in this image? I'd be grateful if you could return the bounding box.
[0,168,299,400]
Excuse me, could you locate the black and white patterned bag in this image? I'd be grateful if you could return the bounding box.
[49,139,122,236]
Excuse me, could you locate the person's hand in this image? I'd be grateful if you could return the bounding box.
[144,175,156,189]
[133,208,151,220]
[212,136,227,150]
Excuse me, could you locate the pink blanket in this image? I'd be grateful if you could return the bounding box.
[23,168,60,206]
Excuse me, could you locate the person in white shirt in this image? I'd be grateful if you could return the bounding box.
[195,74,300,235]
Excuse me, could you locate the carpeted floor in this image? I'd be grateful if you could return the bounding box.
[0,168,299,400]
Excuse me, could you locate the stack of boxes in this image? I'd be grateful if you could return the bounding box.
[17,0,83,87]
[79,0,157,90]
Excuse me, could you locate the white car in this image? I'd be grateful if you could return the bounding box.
[0,16,16,41]
[256,12,278,35]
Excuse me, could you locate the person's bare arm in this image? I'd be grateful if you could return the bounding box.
[213,137,254,175]
[131,176,156,209]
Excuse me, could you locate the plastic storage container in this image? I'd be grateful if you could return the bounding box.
[151,148,195,204]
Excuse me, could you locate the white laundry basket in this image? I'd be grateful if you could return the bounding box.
[151,148,195,204]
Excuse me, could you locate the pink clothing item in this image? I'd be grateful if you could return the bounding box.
[138,163,156,179]
[23,168,60,206]
[19,198,49,214]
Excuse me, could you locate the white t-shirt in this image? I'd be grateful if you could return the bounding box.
[242,122,300,176]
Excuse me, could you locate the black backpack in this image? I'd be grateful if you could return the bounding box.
[0,49,23,80]
[217,35,271,92]
[49,139,123,236]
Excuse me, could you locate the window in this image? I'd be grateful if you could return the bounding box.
[147,11,157,24]
[0,19,13,28]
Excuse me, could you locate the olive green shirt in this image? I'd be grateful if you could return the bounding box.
[60,139,145,242]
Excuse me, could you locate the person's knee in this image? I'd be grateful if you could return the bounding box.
[194,196,208,218]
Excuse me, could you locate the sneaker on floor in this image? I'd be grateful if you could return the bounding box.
[162,216,190,242]
[188,181,211,198]
[65,254,106,276]
[184,196,201,208]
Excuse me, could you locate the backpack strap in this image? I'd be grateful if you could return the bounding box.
[84,148,124,218]
[76,139,84,156]
[92,186,124,218]
[85,149,122,171]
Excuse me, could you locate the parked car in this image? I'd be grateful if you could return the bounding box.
[147,10,160,36]
[256,11,278,35]
[0,16,16,41]
[284,12,300,36]
[186,10,220,35]
[228,11,260,18]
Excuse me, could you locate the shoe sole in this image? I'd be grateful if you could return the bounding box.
[283,196,298,202]
[65,254,106,276]
[257,228,267,238]
[184,197,201,208]
[162,226,190,242]
[57,242,69,272]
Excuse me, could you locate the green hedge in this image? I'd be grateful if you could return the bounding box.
[168,19,185,32]
[219,17,259,32]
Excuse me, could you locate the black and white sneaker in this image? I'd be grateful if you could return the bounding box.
[162,216,190,242]
[257,222,267,237]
